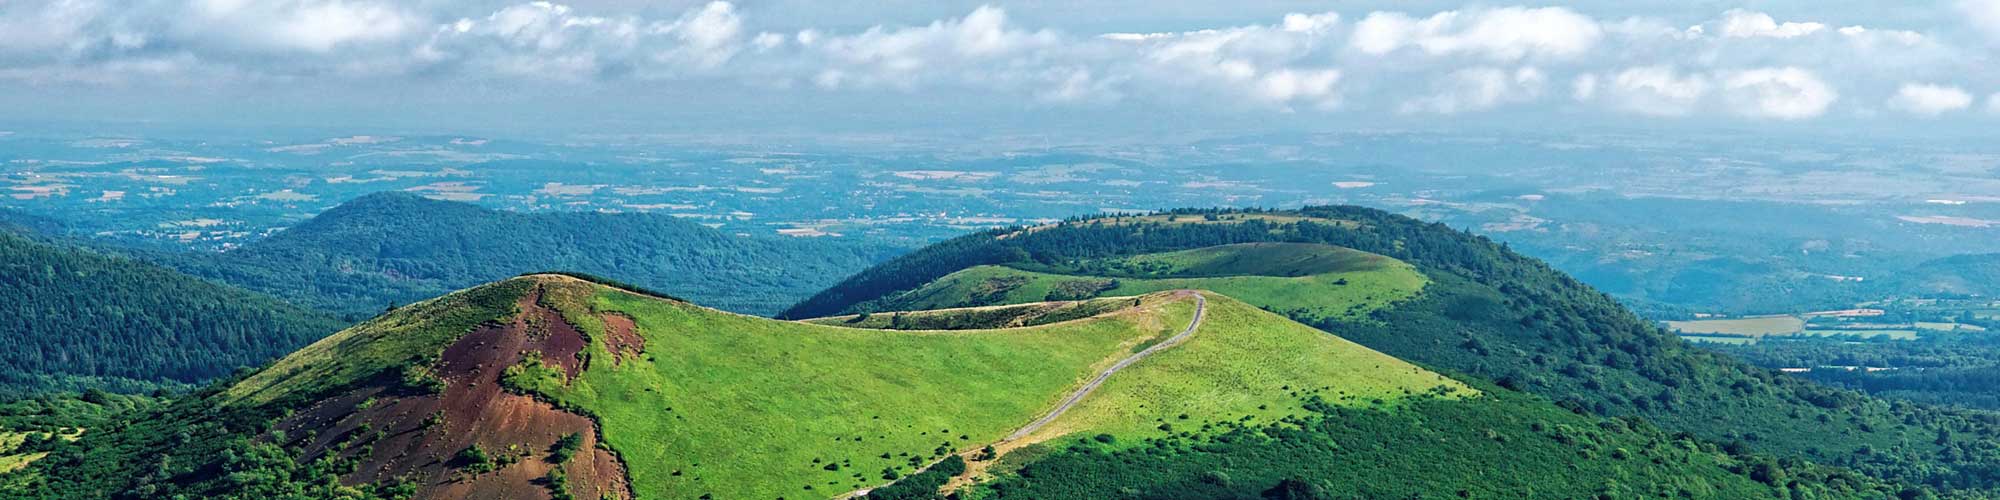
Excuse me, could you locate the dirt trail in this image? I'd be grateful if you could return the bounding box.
[844,291,1207,499]
[1004,290,1205,441]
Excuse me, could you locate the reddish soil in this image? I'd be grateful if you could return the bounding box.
[272,286,631,500]
[599,313,646,365]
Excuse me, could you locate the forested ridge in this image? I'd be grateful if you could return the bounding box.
[0,231,342,399]
[795,207,2000,497]
[149,192,900,318]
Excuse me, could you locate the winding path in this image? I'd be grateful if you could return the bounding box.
[843,291,1207,499]
[1004,290,1206,441]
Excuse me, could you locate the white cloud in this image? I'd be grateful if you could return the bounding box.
[808,6,1061,91]
[1888,83,1973,115]
[752,32,785,51]
[1402,67,1546,114]
[1716,9,1824,39]
[1281,12,1341,33]
[1602,66,1709,116]
[0,1,1992,125]
[1721,67,1837,120]
[1990,92,2000,113]
[1571,74,1599,100]
[1350,7,1601,60]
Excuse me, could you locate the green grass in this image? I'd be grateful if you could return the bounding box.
[1024,293,1472,441]
[200,273,1466,499]
[802,298,1134,330]
[880,244,1426,325]
[0,429,80,474]
[528,284,1179,499]
[519,278,1463,499]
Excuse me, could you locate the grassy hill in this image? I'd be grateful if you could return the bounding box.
[148,192,899,318]
[0,231,343,399]
[785,207,2000,496]
[861,242,1424,325]
[7,273,1863,499]
[14,275,1483,499]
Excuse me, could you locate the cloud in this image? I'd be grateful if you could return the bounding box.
[0,1,1993,125]
[809,6,1060,91]
[1991,92,2000,113]
[1599,66,1709,116]
[1716,9,1824,39]
[1888,83,1974,115]
[1401,66,1545,114]
[1350,7,1601,60]
[1720,67,1837,120]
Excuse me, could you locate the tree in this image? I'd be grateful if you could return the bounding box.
[1262,478,1328,500]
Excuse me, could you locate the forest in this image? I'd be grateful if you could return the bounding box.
[0,231,342,398]
[144,192,900,319]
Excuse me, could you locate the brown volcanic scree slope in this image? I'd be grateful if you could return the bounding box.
[270,287,631,500]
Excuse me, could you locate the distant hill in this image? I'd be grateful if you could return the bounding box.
[4,275,1876,499]
[0,231,343,399]
[1895,253,2000,298]
[151,192,900,318]
[786,208,2000,496]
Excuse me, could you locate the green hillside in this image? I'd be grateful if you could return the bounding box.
[0,231,343,399]
[9,275,1469,499]
[475,278,1466,499]
[786,207,2000,496]
[149,192,898,317]
[862,242,1424,324]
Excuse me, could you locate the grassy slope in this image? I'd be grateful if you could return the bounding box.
[1023,293,1471,441]
[520,279,1459,499]
[882,243,1424,325]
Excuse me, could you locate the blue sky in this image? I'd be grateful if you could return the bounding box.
[3,1,1997,137]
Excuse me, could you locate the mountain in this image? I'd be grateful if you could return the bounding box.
[3,274,1878,499]
[0,231,343,399]
[151,192,900,318]
[784,208,2000,496]
[1895,253,2000,298]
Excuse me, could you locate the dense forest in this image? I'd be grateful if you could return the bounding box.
[792,207,2000,496]
[147,192,900,318]
[0,231,343,399]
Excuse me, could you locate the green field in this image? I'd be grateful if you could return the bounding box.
[1916,321,1987,332]
[877,243,1426,325]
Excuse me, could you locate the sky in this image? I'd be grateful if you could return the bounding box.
[3,1,1998,138]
